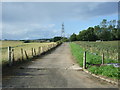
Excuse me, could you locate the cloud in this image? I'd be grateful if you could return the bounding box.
[1,2,118,40]
[2,2,118,23]
[2,23,60,40]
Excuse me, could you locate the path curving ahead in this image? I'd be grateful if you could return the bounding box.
[2,43,118,88]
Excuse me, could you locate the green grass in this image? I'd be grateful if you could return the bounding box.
[70,42,84,66]
[70,42,119,79]
[88,65,119,79]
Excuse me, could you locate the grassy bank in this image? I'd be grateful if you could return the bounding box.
[70,42,119,79]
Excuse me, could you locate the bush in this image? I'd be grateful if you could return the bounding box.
[24,40,31,43]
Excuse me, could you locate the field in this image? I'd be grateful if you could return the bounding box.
[70,42,119,79]
[0,40,56,65]
[75,41,119,60]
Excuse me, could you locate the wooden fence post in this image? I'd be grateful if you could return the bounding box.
[8,46,12,66]
[102,53,104,65]
[34,48,36,56]
[21,48,24,60]
[32,48,34,57]
[83,51,87,69]
[12,48,15,63]
[24,50,29,59]
[41,46,43,53]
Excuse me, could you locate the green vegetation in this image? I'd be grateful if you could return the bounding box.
[70,42,84,66]
[50,36,69,42]
[69,33,77,41]
[88,65,119,79]
[50,37,62,42]
[70,42,119,79]
[75,41,119,60]
[70,19,120,41]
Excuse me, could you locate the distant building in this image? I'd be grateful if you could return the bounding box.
[96,40,103,42]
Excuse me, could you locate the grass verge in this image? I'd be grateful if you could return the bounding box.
[70,42,119,79]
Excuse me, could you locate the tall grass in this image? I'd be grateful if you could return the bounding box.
[1,41,56,65]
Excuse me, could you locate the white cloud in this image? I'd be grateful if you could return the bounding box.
[2,23,60,40]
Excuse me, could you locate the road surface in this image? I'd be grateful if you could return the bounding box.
[2,43,118,88]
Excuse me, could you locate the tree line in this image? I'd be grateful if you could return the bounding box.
[70,19,120,41]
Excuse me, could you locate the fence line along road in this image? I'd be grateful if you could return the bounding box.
[7,42,62,66]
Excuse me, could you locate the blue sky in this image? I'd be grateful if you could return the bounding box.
[1,2,118,40]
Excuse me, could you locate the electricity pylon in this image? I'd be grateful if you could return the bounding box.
[61,23,65,42]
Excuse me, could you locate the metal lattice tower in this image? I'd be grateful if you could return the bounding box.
[61,23,65,38]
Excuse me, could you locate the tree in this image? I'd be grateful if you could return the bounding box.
[24,40,31,43]
[51,37,62,42]
[70,33,77,41]
[100,19,108,28]
[94,25,101,39]
[85,27,98,41]
[77,27,98,41]
[70,19,119,41]
[62,37,69,42]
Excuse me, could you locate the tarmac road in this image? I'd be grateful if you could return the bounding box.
[2,43,118,88]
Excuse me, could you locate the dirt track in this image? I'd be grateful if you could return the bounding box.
[2,43,118,88]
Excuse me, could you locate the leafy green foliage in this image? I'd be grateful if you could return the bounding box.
[70,19,120,41]
[51,37,62,42]
[77,27,98,41]
[70,33,77,41]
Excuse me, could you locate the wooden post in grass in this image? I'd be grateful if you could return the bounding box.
[83,51,87,69]
[41,46,43,54]
[34,48,36,56]
[32,48,34,57]
[102,53,104,65]
[12,48,15,63]
[21,48,24,60]
[8,46,12,66]
[24,50,29,59]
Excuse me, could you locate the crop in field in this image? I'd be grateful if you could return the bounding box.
[1,40,56,65]
[75,41,119,61]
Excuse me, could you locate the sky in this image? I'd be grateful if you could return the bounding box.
[1,2,118,40]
